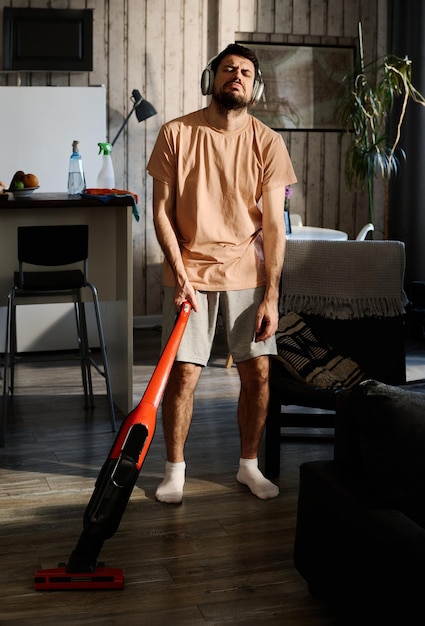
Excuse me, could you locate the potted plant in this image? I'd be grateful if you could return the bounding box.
[337,22,425,231]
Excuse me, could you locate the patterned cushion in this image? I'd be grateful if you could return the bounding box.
[275,311,365,390]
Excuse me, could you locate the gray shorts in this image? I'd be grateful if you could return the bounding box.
[161,287,277,366]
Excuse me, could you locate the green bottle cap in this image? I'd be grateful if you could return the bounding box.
[98,142,113,155]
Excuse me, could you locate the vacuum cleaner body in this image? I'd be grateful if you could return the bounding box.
[34,302,191,590]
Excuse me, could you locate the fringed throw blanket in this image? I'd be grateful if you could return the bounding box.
[281,240,408,320]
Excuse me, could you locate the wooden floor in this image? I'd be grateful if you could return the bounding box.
[0,326,423,625]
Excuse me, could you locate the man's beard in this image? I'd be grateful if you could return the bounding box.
[212,88,250,112]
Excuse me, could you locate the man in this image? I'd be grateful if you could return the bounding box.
[147,43,297,503]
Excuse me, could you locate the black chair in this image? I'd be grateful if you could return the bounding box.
[264,239,408,478]
[1,225,116,445]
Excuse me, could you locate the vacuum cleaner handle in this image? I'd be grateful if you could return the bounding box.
[109,300,191,463]
[66,301,192,572]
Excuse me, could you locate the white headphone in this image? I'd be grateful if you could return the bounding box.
[200,58,264,106]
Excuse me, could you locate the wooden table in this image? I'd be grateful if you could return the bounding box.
[0,192,134,415]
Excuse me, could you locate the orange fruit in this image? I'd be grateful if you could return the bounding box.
[23,173,39,188]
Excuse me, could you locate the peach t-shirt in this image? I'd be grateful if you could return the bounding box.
[147,109,297,290]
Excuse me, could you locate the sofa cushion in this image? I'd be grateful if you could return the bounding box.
[275,311,365,390]
[336,379,425,527]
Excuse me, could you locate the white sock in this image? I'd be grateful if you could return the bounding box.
[155,461,186,504]
[236,458,279,500]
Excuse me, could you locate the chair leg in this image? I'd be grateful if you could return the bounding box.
[74,295,94,409]
[0,381,6,447]
[1,290,13,447]
[86,282,116,431]
[75,300,89,405]
[225,353,233,368]
[9,293,17,396]
[264,388,282,478]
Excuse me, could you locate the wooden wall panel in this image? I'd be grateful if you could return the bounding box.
[127,1,148,315]
[274,1,292,34]
[310,0,327,36]
[183,0,207,114]
[90,0,107,87]
[239,0,257,33]
[293,0,310,34]
[164,3,183,122]
[284,131,308,223]
[144,2,166,316]
[142,0,209,315]
[108,2,126,169]
[0,0,387,315]
[322,133,343,228]
[256,0,274,33]
[327,0,344,37]
[305,133,323,225]
[218,0,240,50]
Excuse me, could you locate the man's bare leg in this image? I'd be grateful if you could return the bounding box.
[236,356,279,499]
[155,362,202,503]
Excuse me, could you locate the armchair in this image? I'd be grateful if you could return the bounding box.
[293,379,425,622]
[264,240,407,477]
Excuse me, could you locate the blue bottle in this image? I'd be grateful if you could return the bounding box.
[67,140,86,194]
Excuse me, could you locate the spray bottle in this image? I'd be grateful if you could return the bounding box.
[96,142,115,188]
[67,140,86,194]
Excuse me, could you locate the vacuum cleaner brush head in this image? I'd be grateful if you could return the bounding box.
[34,566,124,591]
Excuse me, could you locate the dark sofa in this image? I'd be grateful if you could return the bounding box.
[293,379,425,623]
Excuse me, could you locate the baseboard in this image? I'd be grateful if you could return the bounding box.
[133,315,162,330]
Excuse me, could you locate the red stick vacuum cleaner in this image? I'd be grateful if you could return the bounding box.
[34,301,191,591]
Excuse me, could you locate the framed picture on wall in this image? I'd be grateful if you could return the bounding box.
[237,41,355,131]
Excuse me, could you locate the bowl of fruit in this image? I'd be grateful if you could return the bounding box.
[9,171,40,199]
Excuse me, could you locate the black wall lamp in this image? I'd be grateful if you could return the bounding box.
[111,89,157,146]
